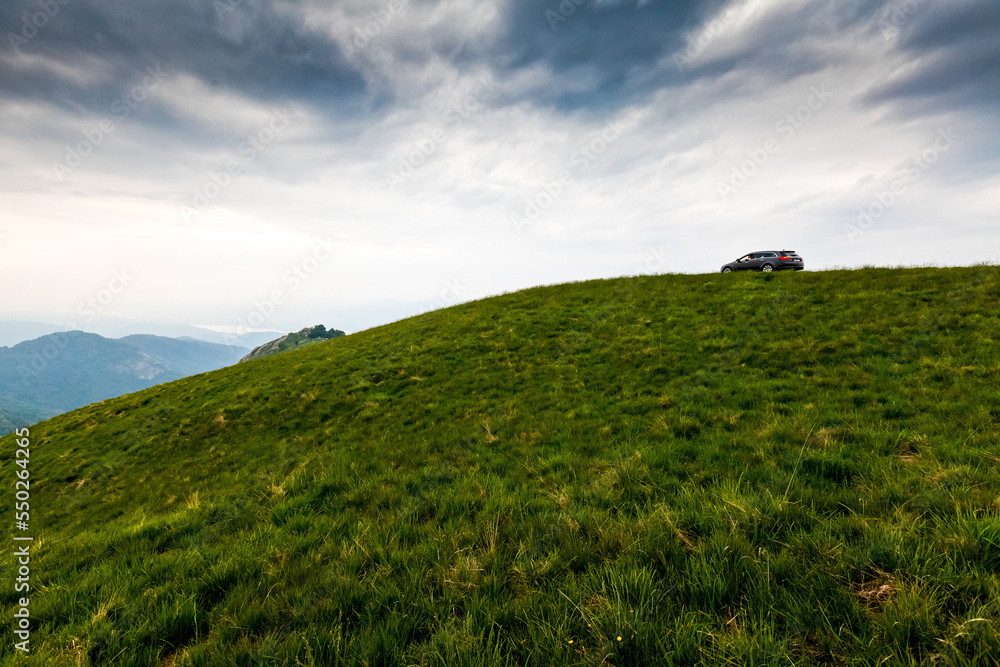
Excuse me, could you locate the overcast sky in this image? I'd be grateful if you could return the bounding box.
[1,0,997,335]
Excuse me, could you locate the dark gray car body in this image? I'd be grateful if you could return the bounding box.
[721,250,804,273]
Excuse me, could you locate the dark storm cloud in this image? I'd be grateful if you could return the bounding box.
[496,0,715,70]
[488,0,730,109]
[682,1,883,82]
[862,1,1000,114]
[0,0,367,113]
[482,0,997,123]
[3,0,996,137]
[2,0,741,122]
[481,0,888,112]
[6,0,993,120]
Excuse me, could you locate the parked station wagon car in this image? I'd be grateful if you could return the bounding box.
[721,250,805,273]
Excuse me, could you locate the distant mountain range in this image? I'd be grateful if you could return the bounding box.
[0,331,249,434]
[0,319,279,349]
[240,325,346,362]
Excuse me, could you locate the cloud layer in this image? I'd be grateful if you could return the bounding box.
[1,0,997,332]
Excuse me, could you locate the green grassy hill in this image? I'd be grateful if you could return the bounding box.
[239,325,346,363]
[3,267,999,666]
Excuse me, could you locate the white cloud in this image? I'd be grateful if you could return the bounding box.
[0,0,996,334]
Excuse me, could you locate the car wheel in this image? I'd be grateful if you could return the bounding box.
[722,267,732,273]
[761,264,773,272]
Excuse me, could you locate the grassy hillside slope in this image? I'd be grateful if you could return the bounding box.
[239,325,346,363]
[2,266,999,666]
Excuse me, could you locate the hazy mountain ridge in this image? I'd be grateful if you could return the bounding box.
[0,319,279,349]
[0,331,249,434]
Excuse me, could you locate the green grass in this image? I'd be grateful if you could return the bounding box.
[2,266,1000,666]
[241,325,345,363]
